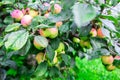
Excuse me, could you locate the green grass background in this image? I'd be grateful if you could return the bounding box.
[75,57,120,80]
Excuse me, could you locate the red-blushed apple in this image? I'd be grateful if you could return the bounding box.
[35,52,44,64]
[44,13,50,18]
[29,9,38,17]
[105,64,116,71]
[38,29,49,37]
[97,28,105,38]
[101,55,114,65]
[46,27,58,38]
[21,15,32,27]
[54,4,62,14]
[90,28,97,37]
[55,21,63,28]
[11,9,24,21]
[43,2,51,11]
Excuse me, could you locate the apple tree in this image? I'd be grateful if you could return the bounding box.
[0,0,120,80]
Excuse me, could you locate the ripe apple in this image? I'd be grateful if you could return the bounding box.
[44,13,50,18]
[56,42,65,53]
[54,4,62,14]
[21,15,32,27]
[29,9,38,17]
[105,64,116,71]
[97,28,105,38]
[11,9,24,21]
[55,21,63,28]
[90,28,97,37]
[43,2,51,11]
[101,55,114,65]
[33,36,48,50]
[46,27,58,39]
[35,52,44,64]
[38,29,49,37]
[73,37,80,43]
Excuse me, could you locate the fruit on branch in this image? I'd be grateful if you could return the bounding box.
[54,4,62,14]
[53,52,58,64]
[55,21,63,28]
[97,28,105,38]
[79,40,92,49]
[105,64,116,71]
[73,37,80,43]
[11,9,24,21]
[101,55,114,65]
[43,2,51,11]
[33,36,48,50]
[90,28,97,37]
[44,13,50,18]
[39,29,50,37]
[56,42,65,53]
[29,9,38,17]
[21,15,32,27]
[35,52,44,64]
[46,27,58,39]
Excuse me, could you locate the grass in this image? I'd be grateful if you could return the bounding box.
[75,57,120,80]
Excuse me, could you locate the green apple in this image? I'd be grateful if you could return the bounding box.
[73,37,80,43]
[56,42,65,53]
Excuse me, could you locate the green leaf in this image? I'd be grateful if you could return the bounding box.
[18,39,31,56]
[50,38,60,50]
[36,24,53,28]
[7,68,17,76]
[100,19,117,32]
[72,3,96,27]
[59,22,69,34]
[61,54,70,65]
[34,62,47,77]
[101,27,110,38]
[5,23,21,32]
[5,30,29,51]
[4,16,14,24]
[114,44,120,55]
[46,45,55,62]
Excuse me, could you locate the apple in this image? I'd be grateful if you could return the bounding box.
[101,55,114,65]
[90,28,97,37]
[79,40,92,49]
[105,64,116,71]
[35,52,44,64]
[29,9,38,17]
[46,27,58,39]
[54,4,62,14]
[21,15,32,27]
[97,28,105,38]
[11,9,24,21]
[55,21,63,28]
[33,36,48,50]
[53,52,58,64]
[38,29,49,37]
[43,2,51,11]
[44,13,50,18]
[56,42,65,53]
[73,37,80,43]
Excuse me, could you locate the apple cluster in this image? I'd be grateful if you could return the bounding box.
[10,2,64,65]
[101,55,120,71]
